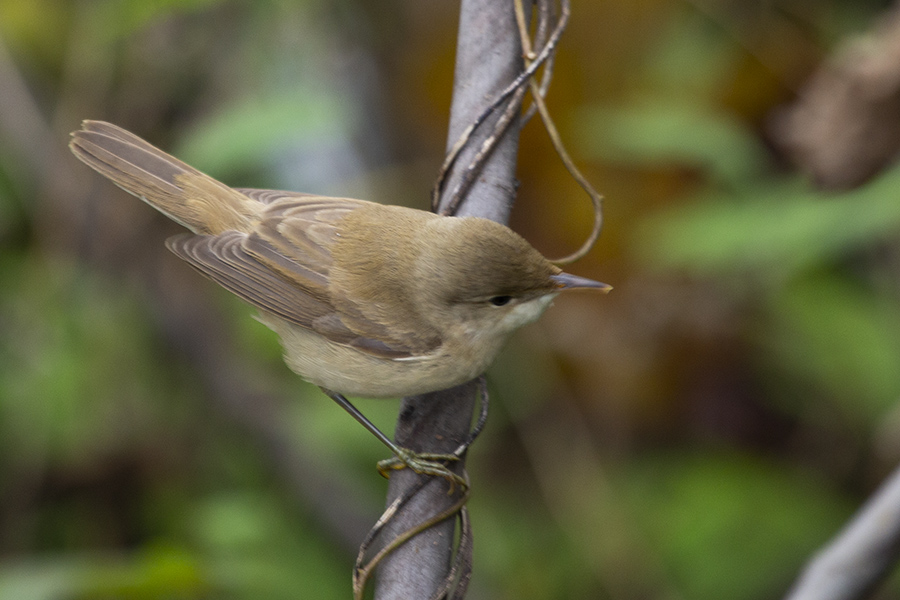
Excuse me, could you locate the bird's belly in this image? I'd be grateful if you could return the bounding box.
[260,315,485,398]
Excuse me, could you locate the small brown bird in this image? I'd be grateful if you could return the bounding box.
[69,120,610,479]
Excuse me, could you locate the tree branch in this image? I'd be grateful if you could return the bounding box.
[372,1,527,598]
[784,464,900,600]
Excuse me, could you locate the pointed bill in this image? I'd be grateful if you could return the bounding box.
[551,272,612,292]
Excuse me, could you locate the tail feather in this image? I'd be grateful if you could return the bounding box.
[70,120,257,235]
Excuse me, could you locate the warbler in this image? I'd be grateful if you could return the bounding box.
[69,120,610,480]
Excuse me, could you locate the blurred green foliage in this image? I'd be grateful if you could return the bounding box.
[0,257,172,469]
[176,88,354,178]
[624,452,852,600]
[2,0,900,599]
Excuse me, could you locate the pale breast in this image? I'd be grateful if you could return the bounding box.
[257,313,482,398]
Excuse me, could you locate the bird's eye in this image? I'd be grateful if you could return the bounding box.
[489,295,512,307]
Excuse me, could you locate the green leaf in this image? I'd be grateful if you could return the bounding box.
[580,101,769,185]
[0,547,207,600]
[637,166,900,278]
[176,89,353,179]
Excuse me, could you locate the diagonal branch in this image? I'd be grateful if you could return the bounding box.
[784,463,900,600]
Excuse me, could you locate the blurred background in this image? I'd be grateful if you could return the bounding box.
[2,0,900,598]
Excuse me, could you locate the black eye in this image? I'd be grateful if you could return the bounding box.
[489,295,512,307]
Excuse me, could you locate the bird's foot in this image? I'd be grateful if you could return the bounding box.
[377,449,467,493]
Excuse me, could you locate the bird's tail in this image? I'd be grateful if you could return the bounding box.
[69,120,256,235]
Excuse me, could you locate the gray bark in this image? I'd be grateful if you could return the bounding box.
[785,464,900,600]
[373,1,526,598]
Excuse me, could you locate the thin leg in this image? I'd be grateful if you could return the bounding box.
[320,388,467,490]
[462,375,489,450]
[320,387,403,455]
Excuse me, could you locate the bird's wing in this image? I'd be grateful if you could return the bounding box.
[234,188,317,204]
[167,193,433,359]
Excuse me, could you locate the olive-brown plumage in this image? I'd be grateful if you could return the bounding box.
[69,120,609,398]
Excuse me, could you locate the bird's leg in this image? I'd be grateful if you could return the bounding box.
[320,388,467,492]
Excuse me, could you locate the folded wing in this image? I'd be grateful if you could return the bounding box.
[167,192,430,359]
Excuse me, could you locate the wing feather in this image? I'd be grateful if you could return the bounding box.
[165,193,430,359]
[166,232,333,327]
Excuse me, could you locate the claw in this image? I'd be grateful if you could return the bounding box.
[377,449,467,494]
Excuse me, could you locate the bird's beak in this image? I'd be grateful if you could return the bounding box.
[551,272,612,292]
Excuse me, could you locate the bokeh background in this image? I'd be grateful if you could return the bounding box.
[2,0,900,598]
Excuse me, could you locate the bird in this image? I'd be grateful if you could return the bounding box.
[69,119,610,483]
